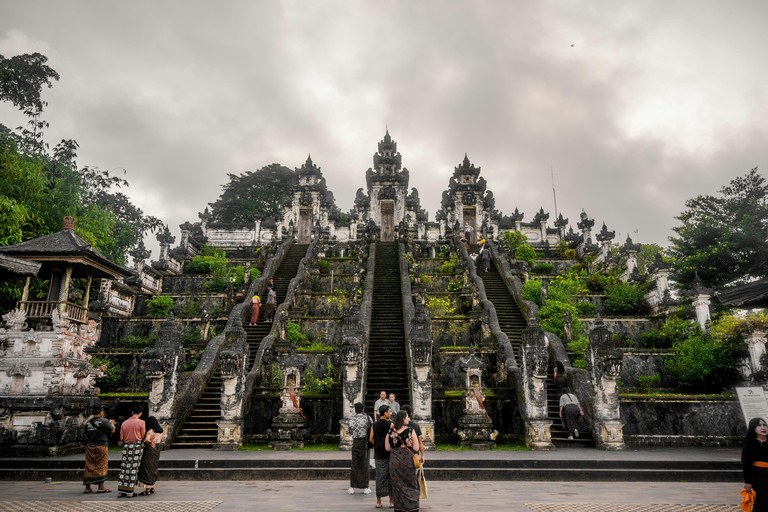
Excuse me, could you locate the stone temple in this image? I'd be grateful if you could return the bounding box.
[0,131,749,455]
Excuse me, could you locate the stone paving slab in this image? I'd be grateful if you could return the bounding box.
[0,480,745,512]
[3,445,741,463]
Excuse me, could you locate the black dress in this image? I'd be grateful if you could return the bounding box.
[743,438,768,512]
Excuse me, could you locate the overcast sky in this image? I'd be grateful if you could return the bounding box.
[2,1,767,258]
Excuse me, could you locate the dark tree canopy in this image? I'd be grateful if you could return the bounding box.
[0,53,60,115]
[669,168,768,288]
[208,164,295,223]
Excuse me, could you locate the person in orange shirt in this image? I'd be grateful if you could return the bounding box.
[117,406,146,498]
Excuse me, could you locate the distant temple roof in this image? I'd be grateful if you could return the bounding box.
[0,254,41,280]
[717,278,768,309]
[0,228,132,280]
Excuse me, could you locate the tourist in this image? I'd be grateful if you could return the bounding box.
[401,405,424,466]
[267,278,275,291]
[554,361,568,395]
[385,410,420,512]
[464,222,473,243]
[83,405,115,494]
[137,416,164,496]
[373,390,390,421]
[480,245,491,272]
[470,252,478,263]
[742,417,768,511]
[369,405,393,508]
[249,294,261,326]
[389,393,401,415]
[347,402,373,495]
[265,287,277,323]
[117,405,146,498]
[559,388,586,440]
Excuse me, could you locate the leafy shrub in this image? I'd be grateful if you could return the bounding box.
[522,279,542,305]
[92,357,123,393]
[188,246,227,274]
[547,272,589,303]
[439,255,457,274]
[585,273,619,293]
[538,301,581,340]
[228,266,245,287]
[146,296,174,317]
[564,249,577,259]
[447,277,464,292]
[178,300,201,318]
[514,244,536,266]
[567,336,589,369]
[421,274,432,285]
[180,326,201,348]
[501,230,528,252]
[426,296,455,316]
[184,351,203,372]
[287,322,308,345]
[663,331,735,393]
[575,301,596,317]
[318,260,331,274]
[250,267,262,280]
[553,239,569,258]
[532,263,555,275]
[122,334,157,349]
[637,374,661,392]
[603,282,651,316]
[303,369,334,393]
[640,317,698,349]
[271,362,282,388]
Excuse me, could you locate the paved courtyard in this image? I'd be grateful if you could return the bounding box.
[0,480,744,511]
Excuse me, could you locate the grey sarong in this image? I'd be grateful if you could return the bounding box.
[375,457,390,497]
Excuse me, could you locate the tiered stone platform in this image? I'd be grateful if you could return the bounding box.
[0,446,741,482]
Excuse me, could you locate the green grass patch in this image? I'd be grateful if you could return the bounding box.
[293,443,338,451]
[436,443,473,451]
[438,346,471,351]
[441,390,496,397]
[108,446,124,452]
[493,443,531,451]
[620,392,730,399]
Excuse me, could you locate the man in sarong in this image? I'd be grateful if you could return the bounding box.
[348,402,373,495]
[83,405,115,493]
[369,405,393,509]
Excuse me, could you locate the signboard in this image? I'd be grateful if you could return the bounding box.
[736,387,768,426]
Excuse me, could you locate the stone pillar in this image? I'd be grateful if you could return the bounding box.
[20,277,31,309]
[587,318,627,450]
[693,294,711,330]
[339,305,364,450]
[141,315,185,448]
[619,236,642,281]
[520,323,553,450]
[410,301,435,449]
[216,326,249,450]
[748,331,768,381]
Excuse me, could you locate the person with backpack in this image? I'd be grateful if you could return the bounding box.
[83,405,115,494]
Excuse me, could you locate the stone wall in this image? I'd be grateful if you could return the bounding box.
[621,351,672,388]
[621,398,743,446]
[244,393,342,443]
[99,318,227,348]
[434,348,497,389]
[580,318,654,343]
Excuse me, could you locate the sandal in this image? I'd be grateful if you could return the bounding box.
[97,489,112,493]
[139,489,152,496]
[150,488,155,494]
[83,489,92,494]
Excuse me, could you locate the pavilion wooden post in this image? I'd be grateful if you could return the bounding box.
[58,265,73,314]
[83,274,93,309]
[20,277,31,311]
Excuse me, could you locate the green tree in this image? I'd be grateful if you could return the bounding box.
[208,164,296,222]
[669,168,768,288]
[0,53,59,115]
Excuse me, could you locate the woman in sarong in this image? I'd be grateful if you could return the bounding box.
[249,295,261,325]
[743,417,768,511]
[559,388,586,440]
[385,410,419,512]
[117,405,146,498]
[480,245,491,273]
[137,416,164,495]
[347,402,373,495]
[83,405,115,493]
[554,361,568,395]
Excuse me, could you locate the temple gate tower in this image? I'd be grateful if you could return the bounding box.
[360,130,410,242]
[279,155,337,243]
[437,155,500,242]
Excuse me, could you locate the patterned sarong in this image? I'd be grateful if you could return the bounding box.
[350,437,369,489]
[117,441,144,494]
[375,457,390,498]
[390,446,419,512]
[138,444,161,486]
[83,446,109,485]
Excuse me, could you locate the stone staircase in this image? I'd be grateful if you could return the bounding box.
[475,250,594,446]
[364,242,409,415]
[171,244,308,448]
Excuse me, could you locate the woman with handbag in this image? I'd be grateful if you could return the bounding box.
[136,416,164,496]
[385,410,420,512]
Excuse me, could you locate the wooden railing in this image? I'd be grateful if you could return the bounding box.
[19,301,88,324]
